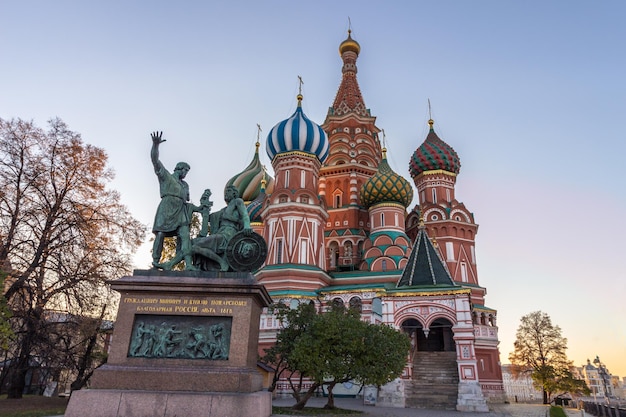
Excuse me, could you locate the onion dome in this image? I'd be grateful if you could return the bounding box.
[266,94,329,163]
[409,119,461,178]
[339,29,360,55]
[360,148,414,209]
[226,140,274,202]
[247,176,267,223]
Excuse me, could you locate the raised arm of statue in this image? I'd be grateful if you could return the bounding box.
[150,131,166,172]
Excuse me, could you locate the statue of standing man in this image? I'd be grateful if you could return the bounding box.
[150,131,196,270]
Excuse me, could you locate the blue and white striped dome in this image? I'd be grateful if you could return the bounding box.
[266,95,329,163]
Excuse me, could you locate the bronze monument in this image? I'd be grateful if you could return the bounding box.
[65,133,272,417]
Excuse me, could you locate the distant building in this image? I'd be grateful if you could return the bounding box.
[500,364,541,403]
[580,357,619,400]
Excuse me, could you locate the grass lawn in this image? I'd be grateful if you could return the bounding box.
[0,395,68,417]
[272,406,362,415]
[549,405,568,417]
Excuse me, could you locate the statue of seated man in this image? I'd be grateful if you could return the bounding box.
[162,185,252,271]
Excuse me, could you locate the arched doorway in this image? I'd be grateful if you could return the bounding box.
[425,318,455,352]
[401,317,460,409]
[402,317,455,352]
[401,318,424,360]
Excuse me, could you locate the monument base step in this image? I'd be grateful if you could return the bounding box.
[65,388,272,417]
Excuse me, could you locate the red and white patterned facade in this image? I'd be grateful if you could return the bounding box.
[236,31,504,410]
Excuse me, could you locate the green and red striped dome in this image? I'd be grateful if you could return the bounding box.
[409,119,461,178]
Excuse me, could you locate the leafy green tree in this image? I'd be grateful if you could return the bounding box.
[0,118,145,398]
[556,368,590,398]
[357,322,411,387]
[260,302,318,399]
[509,311,584,404]
[263,303,410,410]
[291,306,364,409]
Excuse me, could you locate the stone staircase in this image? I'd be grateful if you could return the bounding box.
[405,351,459,410]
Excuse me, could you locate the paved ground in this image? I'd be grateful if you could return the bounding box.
[272,397,585,417]
[46,397,586,417]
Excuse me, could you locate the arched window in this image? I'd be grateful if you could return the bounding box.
[331,298,344,309]
[372,298,383,316]
[349,297,362,313]
[344,242,353,258]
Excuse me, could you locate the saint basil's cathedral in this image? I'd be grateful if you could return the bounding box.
[225,31,504,411]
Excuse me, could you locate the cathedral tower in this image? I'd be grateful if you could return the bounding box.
[256,93,331,292]
[407,119,480,297]
[359,146,413,272]
[320,30,383,270]
[406,118,503,399]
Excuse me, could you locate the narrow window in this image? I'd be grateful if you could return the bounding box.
[299,239,309,264]
[301,170,306,188]
[446,242,454,261]
[420,191,425,204]
[276,239,283,264]
[285,170,290,188]
[446,188,451,202]
[381,259,387,271]
[335,194,341,208]
[461,261,468,282]
[394,213,399,226]
[432,188,437,203]
[380,212,385,226]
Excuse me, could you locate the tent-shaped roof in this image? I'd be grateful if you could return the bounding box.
[397,222,456,287]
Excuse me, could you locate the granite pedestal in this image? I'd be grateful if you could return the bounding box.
[65,271,273,417]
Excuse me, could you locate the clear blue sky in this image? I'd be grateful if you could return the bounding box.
[2,1,625,377]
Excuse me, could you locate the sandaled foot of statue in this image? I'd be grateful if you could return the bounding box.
[218,256,229,272]
[184,260,199,271]
[153,259,175,270]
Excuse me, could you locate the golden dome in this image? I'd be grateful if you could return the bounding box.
[339,30,360,56]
